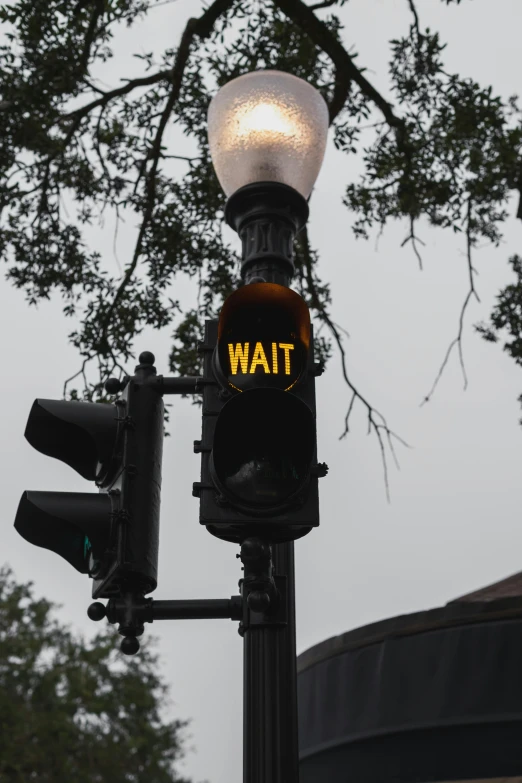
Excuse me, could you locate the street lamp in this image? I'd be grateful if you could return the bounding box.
[14,67,330,782]
[207,70,329,783]
[208,69,328,285]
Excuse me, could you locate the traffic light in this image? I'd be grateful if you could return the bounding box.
[14,352,164,599]
[194,282,326,544]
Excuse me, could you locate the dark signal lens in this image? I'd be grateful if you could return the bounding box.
[224,454,304,506]
[212,389,315,510]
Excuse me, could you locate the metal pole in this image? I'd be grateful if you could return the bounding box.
[242,541,299,783]
[225,180,308,783]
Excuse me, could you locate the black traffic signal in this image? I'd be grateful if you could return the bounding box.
[194,283,326,544]
[14,352,164,599]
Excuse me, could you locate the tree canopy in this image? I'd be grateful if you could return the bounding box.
[1,0,521,466]
[0,565,192,782]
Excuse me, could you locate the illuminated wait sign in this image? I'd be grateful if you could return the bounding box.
[216,282,311,392]
[228,342,295,376]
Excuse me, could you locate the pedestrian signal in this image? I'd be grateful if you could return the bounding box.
[194,283,326,544]
[214,283,310,392]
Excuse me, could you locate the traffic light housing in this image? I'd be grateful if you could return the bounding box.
[14,354,164,599]
[194,283,325,544]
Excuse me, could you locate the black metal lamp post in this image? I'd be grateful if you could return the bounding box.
[208,69,327,286]
[207,69,329,783]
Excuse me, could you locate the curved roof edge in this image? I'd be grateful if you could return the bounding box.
[297,596,522,674]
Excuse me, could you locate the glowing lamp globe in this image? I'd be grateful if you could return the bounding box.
[207,70,329,199]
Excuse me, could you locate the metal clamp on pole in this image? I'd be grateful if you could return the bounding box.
[149,376,205,395]
[88,594,242,654]
[238,538,287,635]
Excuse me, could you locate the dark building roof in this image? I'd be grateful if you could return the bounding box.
[298,574,522,783]
[450,571,522,603]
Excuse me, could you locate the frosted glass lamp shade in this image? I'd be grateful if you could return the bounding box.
[208,70,329,199]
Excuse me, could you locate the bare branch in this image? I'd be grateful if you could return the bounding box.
[308,0,338,10]
[80,76,106,96]
[421,200,481,405]
[63,356,91,399]
[160,154,200,162]
[77,0,105,76]
[33,68,173,222]
[93,105,110,182]
[98,0,236,358]
[148,0,182,7]
[275,0,404,128]
[59,69,173,123]
[112,204,123,273]
[297,226,409,499]
[407,0,421,36]
[400,215,425,270]
[516,160,522,220]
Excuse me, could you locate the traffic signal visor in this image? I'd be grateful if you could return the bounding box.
[25,399,120,484]
[14,491,113,574]
[16,398,121,576]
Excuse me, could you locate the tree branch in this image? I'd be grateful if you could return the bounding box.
[307,0,338,10]
[44,68,174,201]
[421,200,481,404]
[275,0,404,127]
[406,0,421,36]
[298,226,408,498]
[59,69,173,123]
[63,356,91,399]
[516,159,522,220]
[147,0,183,7]
[401,215,425,270]
[77,0,105,76]
[98,0,236,357]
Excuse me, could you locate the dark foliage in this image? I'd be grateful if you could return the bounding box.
[0,565,192,782]
[1,0,521,474]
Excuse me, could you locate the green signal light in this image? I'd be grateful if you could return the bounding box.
[84,535,102,577]
[83,536,92,560]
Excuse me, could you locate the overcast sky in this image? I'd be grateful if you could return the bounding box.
[1,1,522,781]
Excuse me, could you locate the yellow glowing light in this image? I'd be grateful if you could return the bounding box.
[235,101,295,139]
[228,342,250,375]
[272,342,279,374]
[279,343,294,375]
[227,341,296,377]
[208,70,330,198]
[249,342,270,374]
